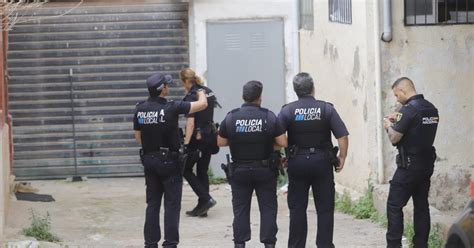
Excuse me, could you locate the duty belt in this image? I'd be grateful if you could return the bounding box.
[144,147,179,160]
[232,159,271,168]
[296,147,326,155]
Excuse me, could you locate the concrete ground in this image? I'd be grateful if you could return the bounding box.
[3,178,389,248]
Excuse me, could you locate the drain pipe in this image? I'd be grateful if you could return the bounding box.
[382,0,393,42]
[374,0,385,184]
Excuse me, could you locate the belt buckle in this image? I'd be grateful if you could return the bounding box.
[159,147,169,158]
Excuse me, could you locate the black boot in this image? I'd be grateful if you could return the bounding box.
[194,198,217,216]
[234,243,245,248]
[185,203,201,217]
[264,244,275,248]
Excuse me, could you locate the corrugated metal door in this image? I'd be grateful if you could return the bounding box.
[8,3,189,179]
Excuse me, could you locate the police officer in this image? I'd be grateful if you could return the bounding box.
[278,73,349,248]
[384,77,439,248]
[217,81,287,248]
[180,68,218,217]
[133,72,208,248]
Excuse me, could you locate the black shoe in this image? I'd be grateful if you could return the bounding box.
[185,204,200,217]
[194,198,216,216]
[234,243,245,248]
[264,244,275,248]
[198,212,208,217]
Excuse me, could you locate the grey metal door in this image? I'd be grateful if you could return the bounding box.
[206,20,285,176]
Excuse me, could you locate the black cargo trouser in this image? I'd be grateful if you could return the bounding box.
[142,154,182,248]
[183,148,212,206]
[230,162,278,244]
[287,152,335,248]
[386,163,434,248]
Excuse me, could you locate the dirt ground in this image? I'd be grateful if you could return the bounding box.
[4,178,390,247]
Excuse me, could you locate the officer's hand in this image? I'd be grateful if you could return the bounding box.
[383,117,392,130]
[335,156,346,173]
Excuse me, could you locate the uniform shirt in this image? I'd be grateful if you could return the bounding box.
[278,96,349,146]
[391,94,439,149]
[183,85,216,128]
[218,103,285,139]
[133,97,190,153]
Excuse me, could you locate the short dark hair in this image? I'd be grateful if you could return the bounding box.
[392,77,413,89]
[242,80,263,103]
[293,72,314,97]
[148,87,160,97]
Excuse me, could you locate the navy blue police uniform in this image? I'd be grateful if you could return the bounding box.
[134,96,191,248]
[182,85,218,213]
[219,103,285,246]
[278,96,348,248]
[386,94,439,248]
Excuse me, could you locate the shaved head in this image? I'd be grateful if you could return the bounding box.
[392,77,416,91]
[391,77,417,104]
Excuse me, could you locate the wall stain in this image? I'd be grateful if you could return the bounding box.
[363,93,368,122]
[352,99,358,106]
[351,47,361,89]
[324,40,328,56]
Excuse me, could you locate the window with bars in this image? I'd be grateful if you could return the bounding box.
[299,0,314,30]
[405,0,474,25]
[329,0,352,24]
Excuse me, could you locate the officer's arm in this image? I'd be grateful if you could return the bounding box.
[184,117,195,145]
[274,134,287,148]
[134,131,142,144]
[337,136,348,158]
[386,127,404,145]
[217,135,229,147]
[188,90,208,114]
[335,135,348,172]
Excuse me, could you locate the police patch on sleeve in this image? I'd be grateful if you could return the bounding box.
[396,112,403,122]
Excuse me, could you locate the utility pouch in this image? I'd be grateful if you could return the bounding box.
[396,146,411,169]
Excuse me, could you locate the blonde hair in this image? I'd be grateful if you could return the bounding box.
[180,68,204,86]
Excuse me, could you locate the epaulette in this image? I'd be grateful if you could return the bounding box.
[135,100,145,106]
[229,108,240,114]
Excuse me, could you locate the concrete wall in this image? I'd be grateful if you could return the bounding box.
[188,0,299,101]
[299,0,377,193]
[380,0,474,211]
[0,125,11,242]
[300,0,473,210]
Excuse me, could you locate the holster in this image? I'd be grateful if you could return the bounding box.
[396,146,411,169]
[285,145,298,159]
[269,151,285,176]
[328,146,340,171]
[221,154,233,181]
[177,151,188,176]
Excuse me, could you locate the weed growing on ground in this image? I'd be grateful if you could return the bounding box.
[208,168,227,185]
[336,185,444,248]
[21,210,60,242]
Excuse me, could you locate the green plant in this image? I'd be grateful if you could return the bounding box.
[335,190,352,214]
[21,210,60,242]
[351,185,377,219]
[428,224,444,248]
[277,173,288,188]
[403,220,444,248]
[404,222,415,247]
[208,168,227,185]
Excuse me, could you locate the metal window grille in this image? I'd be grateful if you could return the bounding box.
[405,0,474,25]
[329,0,352,24]
[299,0,314,30]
